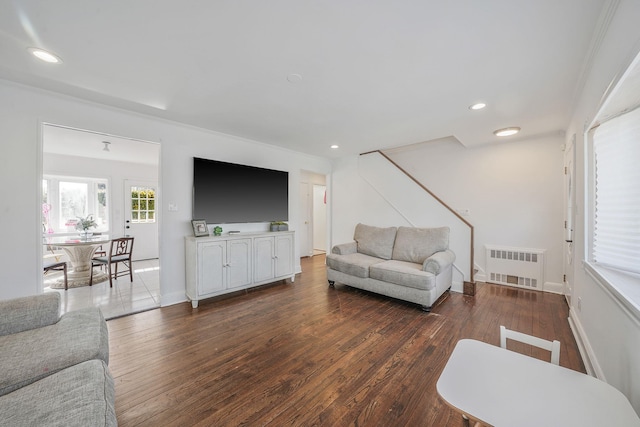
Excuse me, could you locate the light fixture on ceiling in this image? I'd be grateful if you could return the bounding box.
[28,47,62,64]
[469,103,486,110]
[330,144,339,149]
[493,127,521,137]
[102,141,111,152]
[287,73,303,83]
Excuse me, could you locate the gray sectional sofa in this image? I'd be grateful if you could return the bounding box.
[327,223,455,311]
[0,293,116,426]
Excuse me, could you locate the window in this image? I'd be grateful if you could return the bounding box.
[42,175,109,234]
[131,186,156,223]
[590,107,640,275]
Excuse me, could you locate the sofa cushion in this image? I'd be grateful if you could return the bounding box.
[370,260,436,291]
[354,223,397,260]
[0,307,109,396]
[0,359,116,427]
[392,226,450,263]
[326,252,385,278]
[0,293,60,337]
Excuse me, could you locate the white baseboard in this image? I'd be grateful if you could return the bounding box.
[544,281,564,294]
[568,308,604,380]
[160,291,188,307]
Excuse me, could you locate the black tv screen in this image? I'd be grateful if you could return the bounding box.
[193,157,289,224]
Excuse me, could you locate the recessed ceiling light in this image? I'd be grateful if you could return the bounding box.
[469,103,486,110]
[330,144,339,149]
[494,127,521,137]
[28,47,62,64]
[287,73,303,83]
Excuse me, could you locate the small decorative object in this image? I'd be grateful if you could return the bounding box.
[213,226,223,236]
[191,219,209,237]
[42,203,54,234]
[76,215,97,238]
[270,221,288,231]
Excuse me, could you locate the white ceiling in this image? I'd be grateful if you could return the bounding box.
[0,1,609,158]
[43,124,160,166]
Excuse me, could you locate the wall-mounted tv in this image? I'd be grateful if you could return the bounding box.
[193,157,289,224]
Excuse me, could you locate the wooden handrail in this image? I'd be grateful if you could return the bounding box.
[363,150,475,283]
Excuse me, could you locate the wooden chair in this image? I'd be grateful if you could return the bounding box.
[92,244,107,271]
[500,325,561,365]
[44,260,68,290]
[90,237,134,287]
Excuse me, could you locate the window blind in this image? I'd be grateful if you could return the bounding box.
[592,106,640,274]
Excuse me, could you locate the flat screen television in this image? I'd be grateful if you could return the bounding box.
[193,157,289,224]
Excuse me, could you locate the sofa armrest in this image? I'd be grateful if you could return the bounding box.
[0,293,61,336]
[423,249,456,275]
[331,241,358,255]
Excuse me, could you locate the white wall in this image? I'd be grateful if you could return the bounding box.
[565,0,640,414]
[0,81,331,303]
[385,134,565,291]
[330,156,407,247]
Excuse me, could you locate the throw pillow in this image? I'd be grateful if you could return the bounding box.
[353,223,397,260]
[392,226,449,263]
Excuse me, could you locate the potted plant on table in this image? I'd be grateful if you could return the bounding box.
[76,215,97,239]
[270,221,288,232]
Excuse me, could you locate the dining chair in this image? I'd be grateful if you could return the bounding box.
[460,327,562,426]
[44,260,68,290]
[90,237,134,287]
[92,244,107,271]
[499,325,561,365]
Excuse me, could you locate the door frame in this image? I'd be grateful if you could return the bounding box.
[563,135,576,305]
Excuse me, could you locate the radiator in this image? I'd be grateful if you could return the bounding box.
[485,245,545,290]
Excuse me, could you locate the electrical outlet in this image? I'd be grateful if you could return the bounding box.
[577,297,582,311]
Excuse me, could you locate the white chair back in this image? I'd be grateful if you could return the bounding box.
[500,325,561,365]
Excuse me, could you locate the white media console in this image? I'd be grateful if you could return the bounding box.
[185,231,295,308]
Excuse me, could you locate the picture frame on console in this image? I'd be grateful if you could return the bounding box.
[191,220,209,237]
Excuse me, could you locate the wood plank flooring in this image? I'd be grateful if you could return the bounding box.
[108,254,585,426]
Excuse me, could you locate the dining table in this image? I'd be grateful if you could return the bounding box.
[44,235,110,287]
[436,339,640,427]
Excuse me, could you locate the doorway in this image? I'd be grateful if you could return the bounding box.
[299,171,327,258]
[41,124,161,319]
[312,184,327,255]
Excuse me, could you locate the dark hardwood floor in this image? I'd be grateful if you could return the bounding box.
[108,254,585,426]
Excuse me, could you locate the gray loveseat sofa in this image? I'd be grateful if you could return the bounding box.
[327,223,455,312]
[0,293,116,426]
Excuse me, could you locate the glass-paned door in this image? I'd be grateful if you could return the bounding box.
[125,180,159,260]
